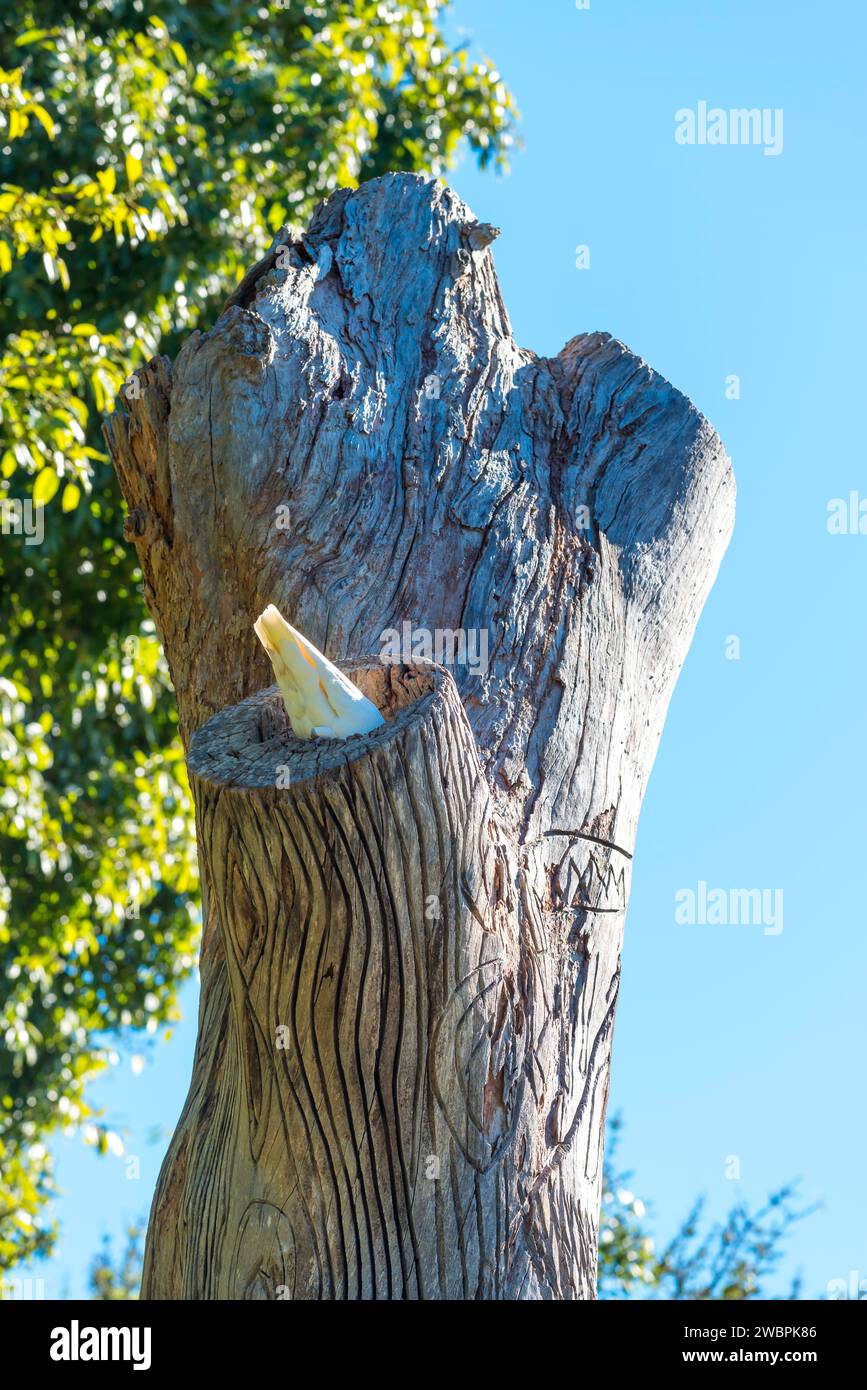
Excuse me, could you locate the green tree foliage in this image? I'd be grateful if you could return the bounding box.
[88,1221,142,1300]
[0,0,515,1268]
[598,1117,814,1300]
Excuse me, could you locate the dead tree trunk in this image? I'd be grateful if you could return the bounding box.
[105,173,734,1300]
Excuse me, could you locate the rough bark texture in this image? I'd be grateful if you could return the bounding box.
[104,172,735,1300]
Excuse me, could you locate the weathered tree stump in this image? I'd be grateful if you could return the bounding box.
[105,172,734,1300]
[186,661,516,1299]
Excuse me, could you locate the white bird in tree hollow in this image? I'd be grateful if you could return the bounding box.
[253,604,385,740]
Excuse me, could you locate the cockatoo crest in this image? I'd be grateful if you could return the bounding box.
[253,604,385,740]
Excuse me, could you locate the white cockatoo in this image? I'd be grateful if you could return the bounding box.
[253,604,385,740]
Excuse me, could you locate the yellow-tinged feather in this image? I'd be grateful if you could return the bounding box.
[253,604,385,740]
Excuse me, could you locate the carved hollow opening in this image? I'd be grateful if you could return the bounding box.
[188,656,443,790]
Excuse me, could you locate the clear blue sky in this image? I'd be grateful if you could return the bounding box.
[19,0,866,1299]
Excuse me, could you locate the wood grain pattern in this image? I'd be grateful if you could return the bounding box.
[104,173,735,1299]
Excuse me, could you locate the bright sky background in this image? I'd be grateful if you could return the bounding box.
[18,0,866,1300]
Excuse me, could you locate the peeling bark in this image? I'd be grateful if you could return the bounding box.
[105,172,734,1300]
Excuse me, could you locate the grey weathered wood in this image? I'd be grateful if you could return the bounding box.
[105,172,734,1300]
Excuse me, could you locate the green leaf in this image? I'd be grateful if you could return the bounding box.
[32,468,60,507]
[61,482,81,512]
[30,104,56,140]
[15,27,52,46]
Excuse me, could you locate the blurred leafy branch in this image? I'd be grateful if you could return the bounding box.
[599,1116,815,1301]
[89,1221,142,1300]
[0,0,515,1270]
